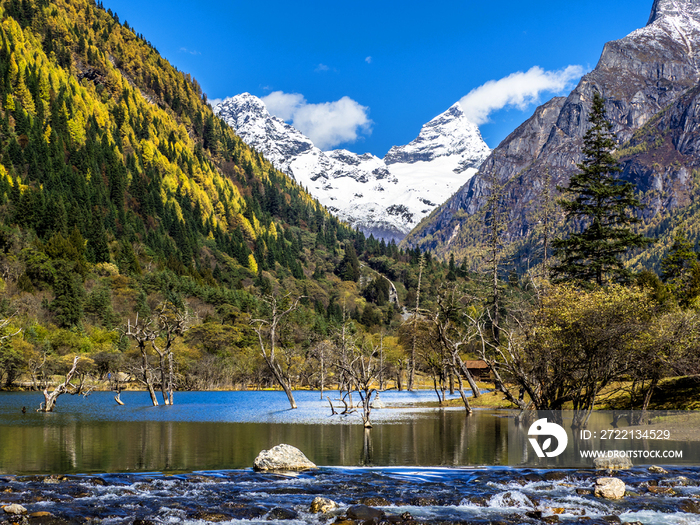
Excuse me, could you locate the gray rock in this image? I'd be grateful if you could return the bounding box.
[594,456,633,470]
[358,497,392,506]
[310,497,338,513]
[267,507,298,520]
[601,516,622,524]
[253,444,316,471]
[594,477,626,499]
[346,505,386,521]
[648,465,668,474]
[3,504,27,515]
[663,475,693,486]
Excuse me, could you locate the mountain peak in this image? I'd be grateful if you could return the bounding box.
[216,92,268,115]
[384,102,489,166]
[648,0,700,25]
[216,92,490,240]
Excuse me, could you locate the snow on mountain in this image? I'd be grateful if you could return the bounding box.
[385,103,490,173]
[214,93,490,241]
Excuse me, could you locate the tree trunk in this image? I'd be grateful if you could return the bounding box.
[141,348,159,406]
[454,371,472,416]
[38,356,81,413]
[167,352,175,405]
[359,388,376,428]
[432,375,441,404]
[282,382,297,409]
[320,347,325,400]
[455,355,481,398]
[159,353,169,405]
[268,360,297,409]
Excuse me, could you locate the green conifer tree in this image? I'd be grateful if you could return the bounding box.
[552,92,653,287]
[660,230,700,307]
[51,262,85,328]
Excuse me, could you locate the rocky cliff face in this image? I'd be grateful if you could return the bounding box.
[215,95,490,242]
[405,0,700,265]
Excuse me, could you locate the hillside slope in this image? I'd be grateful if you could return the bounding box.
[0,0,489,392]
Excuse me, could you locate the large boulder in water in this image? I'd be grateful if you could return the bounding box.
[253,444,317,471]
[594,477,626,499]
[594,456,632,470]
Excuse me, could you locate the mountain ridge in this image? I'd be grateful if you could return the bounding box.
[403,0,700,270]
[215,94,490,242]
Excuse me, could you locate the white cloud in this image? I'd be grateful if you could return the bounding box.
[261,91,305,121]
[261,91,372,150]
[315,63,329,72]
[179,47,201,56]
[459,65,585,125]
[208,97,223,108]
[365,56,372,64]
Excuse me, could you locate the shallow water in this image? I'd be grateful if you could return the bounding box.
[1,467,700,524]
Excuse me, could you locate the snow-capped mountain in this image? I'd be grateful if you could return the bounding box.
[214,94,490,241]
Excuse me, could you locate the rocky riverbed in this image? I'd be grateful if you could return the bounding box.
[1,467,699,525]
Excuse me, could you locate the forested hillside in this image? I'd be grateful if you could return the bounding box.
[0,0,494,398]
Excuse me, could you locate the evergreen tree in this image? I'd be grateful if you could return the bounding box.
[446,253,457,281]
[660,230,700,307]
[50,262,84,328]
[552,92,653,287]
[337,242,360,281]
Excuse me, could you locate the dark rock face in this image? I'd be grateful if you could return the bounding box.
[405,0,700,262]
[346,505,386,521]
[266,507,299,520]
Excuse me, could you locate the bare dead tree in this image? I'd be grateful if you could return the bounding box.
[120,302,191,406]
[151,302,191,405]
[332,336,381,428]
[468,310,528,411]
[483,171,507,348]
[536,168,556,282]
[111,372,125,405]
[432,289,482,416]
[0,316,21,341]
[399,316,445,404]
[251,293,304,409]
[26,344,48,391]
[312,340,333,399]
[121,313,159,406]
[408,253,424,391]
[37,356,93,412]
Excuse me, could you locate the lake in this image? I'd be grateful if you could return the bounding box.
[0,390,510,474]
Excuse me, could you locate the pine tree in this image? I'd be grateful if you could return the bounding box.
[338,243,360,281]
[51,262,85,328]
[446,253,457,281]
[660,230,700,307]
[552,92,653,287]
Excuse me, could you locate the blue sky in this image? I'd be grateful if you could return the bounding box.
[105,0,652,156]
